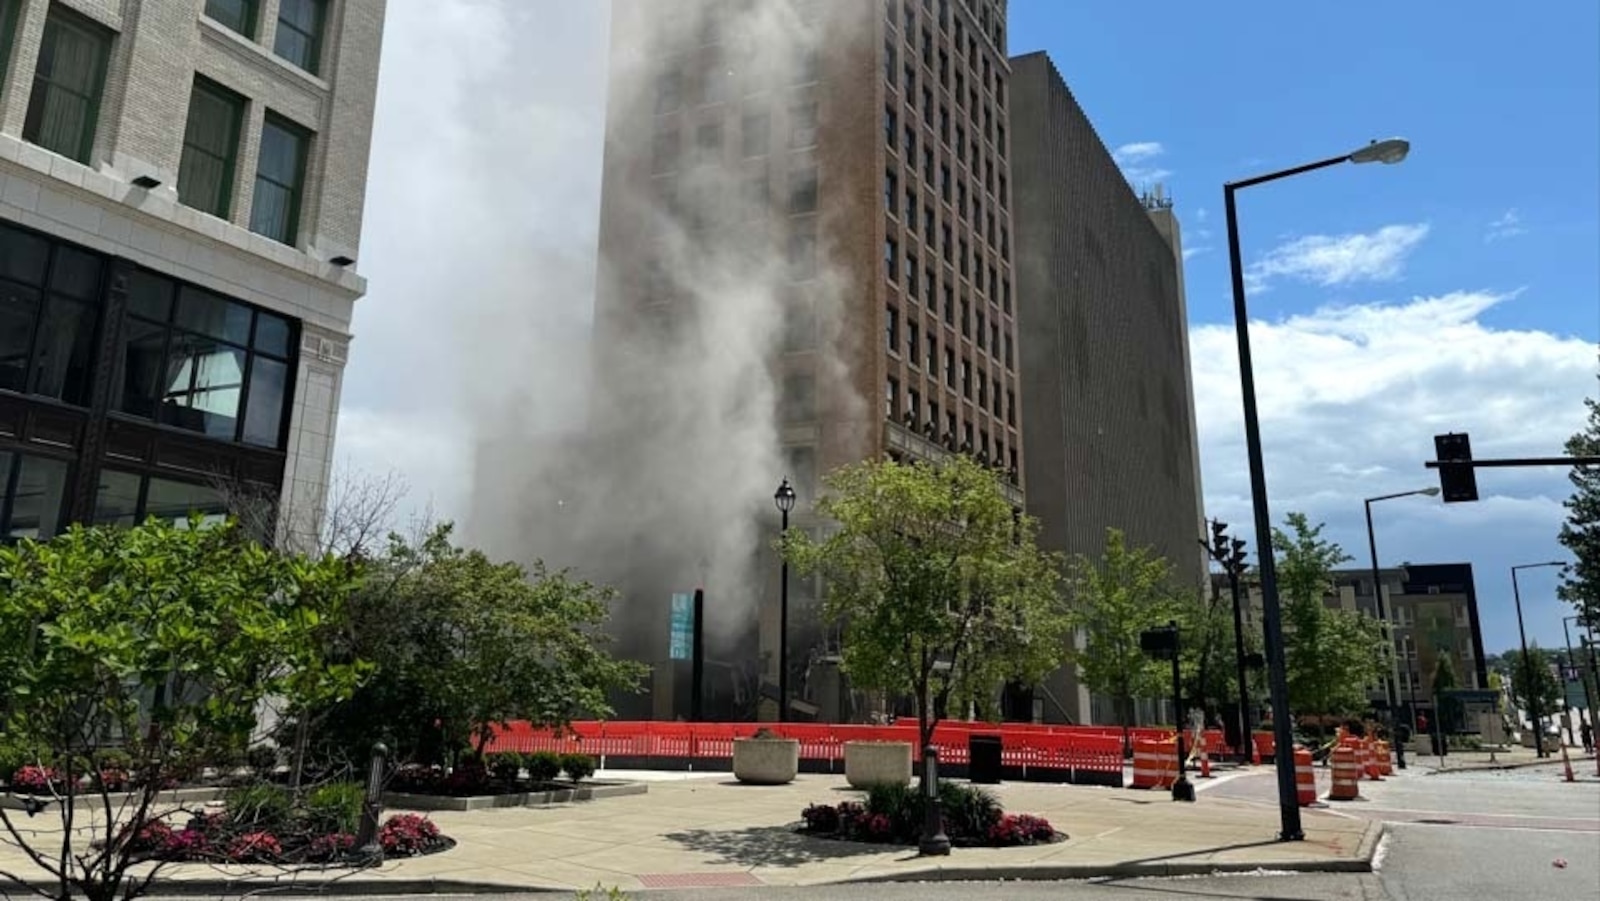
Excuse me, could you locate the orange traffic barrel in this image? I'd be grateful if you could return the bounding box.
[1130,739,1177,789]
[1327,745,1362,801]
[1293,746,1317,806]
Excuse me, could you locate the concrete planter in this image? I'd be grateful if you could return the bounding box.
[844,741,912,789]
[382,780,646,812]
[732,738,799,785]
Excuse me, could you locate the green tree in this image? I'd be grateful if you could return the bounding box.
[0,518,367,901]
[308,524,646,764]
[782,456,1070,750]
[1274,513,1387,720]
[1066,529,1181,749]
[1506,645,1562,730]
[1432,654,1462,732]
[1559,392,1600,626]
[1175,582,1255,721]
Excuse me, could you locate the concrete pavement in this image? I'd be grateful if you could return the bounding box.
[0,769,1379,895]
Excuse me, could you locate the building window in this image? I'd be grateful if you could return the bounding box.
[886,376,899,420]
[907,320,920,366]
[905,188,918,228]
[658,69,683,114]
[977,374,986,407]
[941,224,953,262]
[886,305,899,352]
[885,38,897,84]
[903,123,917,159]
[0,227,101,406]
[906,253,919,298]
[249,115,310,245]
[884,106,897,149]
[652,126,680,173]
[903,64,916,102]
[942,283,953,324]
[940,164,951,202]
[788,223,817,280]
[790,165,818,213]
[204,0,258,38]
[976,311,986,349]
[885,168,898,212]
[961,357,971,398]
[959,239,969,276]
[695,121,722,166]
[93,471,230,530]
[944,348,954,387]
[793,48,819,85]
[938,105,949,144]
[744,111,770,157]
[790,99,818,148]
[24,8,111,164]
[926,332,937,368]
[991,377,1002,416]
[960,298,970,337]
[782,373,816,423]
[907,386,921,422]
[0,451,70,542]
[990,321,999,355]
[116,269,296,449]
[924,206,935,237]
[274,0,326,75]
[1002,276,1011,312]
[178,79,244,219]
[884,237,898,281]
[922,87,933,123]
[701,55,730,103]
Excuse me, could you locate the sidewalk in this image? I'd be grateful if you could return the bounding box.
[1410,744,1600,774]
[1,771,1380,895]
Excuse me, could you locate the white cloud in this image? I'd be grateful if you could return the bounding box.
[1182,246,1210,261]
[1246,223,1430,291]
[1485,208,1528,242]
[1190,290,1591,648]
[1112,140,1172,185]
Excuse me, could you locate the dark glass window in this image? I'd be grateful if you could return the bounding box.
[274,0,325,75]
[0,281,39,393]
[179,78,245,218]
[24,8,110,164]
[204,0,257,38]
[0,227,100,405]
[29,296,95,403]
[250,115,310,244]
[115,271,296,449]
[1,451,69,541]
[143,476,228,526]
[743,111,770,157]
[92,468,141,527]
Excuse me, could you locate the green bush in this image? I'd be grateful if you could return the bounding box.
[303,782,364,835]
[224,783,293,832]
[97,748,133,772]
[0,740,35,784]
[525,751,562,783]
[245,746,279,776]
[487,752,524,784]
[560,753,596,782]
[861,780,1002,844]
[864,783,921,841]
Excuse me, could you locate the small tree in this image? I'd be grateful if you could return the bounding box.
[783,456,1070,751]
[1558,391,1600,626]
[1506,645,1562,730]
[1066,529,1181,751]
[1275,513,1386,722]
[0,518,366,901]
[1432,654,1461,732]
[308,524,646,764]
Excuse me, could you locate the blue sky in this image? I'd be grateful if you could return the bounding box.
[1009,0,1600,653]
[340,2,1598,658]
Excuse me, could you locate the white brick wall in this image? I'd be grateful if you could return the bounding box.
[0,0,385,541]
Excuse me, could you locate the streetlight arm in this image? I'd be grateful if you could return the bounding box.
[1226,154,1352,191]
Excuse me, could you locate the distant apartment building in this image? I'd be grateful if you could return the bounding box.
[0,0,384,548]
[1218,563,1489,721]
[1007,51,1206,725]
[589,0,1023,721]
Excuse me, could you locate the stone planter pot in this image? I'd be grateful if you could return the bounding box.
[732,738,799,785]
[844,741,912,789]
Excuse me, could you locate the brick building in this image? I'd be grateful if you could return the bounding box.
[589,0,1023,721]
[1007,52,1206,725]
[0,0,383,548]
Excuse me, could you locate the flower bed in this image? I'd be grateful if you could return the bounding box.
[798,782,1065,848]
[124,811,450,865]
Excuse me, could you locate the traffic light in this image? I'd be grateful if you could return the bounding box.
[1229,538,1248,571]
[1434,432,1479,503]
[1210,520,1229,557]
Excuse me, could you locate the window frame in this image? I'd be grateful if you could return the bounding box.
[24,6,112,165]
[273,0,326,76]
[249,113,311,246]
[178,77,246,220]
[203,0,258,39]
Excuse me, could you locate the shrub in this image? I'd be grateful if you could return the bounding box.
[226,831,282,863]
[864,783,920,842]
[988,813,1056,846]
[224,783,293,833]
[0,741,29,785]
[800,803,840,833]
[306,833,356,862]
[11,765,60,794]
[487,752,524,784]
[389,764,443,793]
[938,781,1002,842]
[561,753,597,782]
[126,820,176,856]
[98,749,133,772]
[525,751,562,784]
[245,746,279,776]
[304,782,365,836]
[378,814,440,856]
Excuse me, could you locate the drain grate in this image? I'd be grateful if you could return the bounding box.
[637,872,764,889]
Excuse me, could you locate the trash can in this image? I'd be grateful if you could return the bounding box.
[969,734,1002,784]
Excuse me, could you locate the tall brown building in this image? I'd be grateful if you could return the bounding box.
[588,0,1024,721]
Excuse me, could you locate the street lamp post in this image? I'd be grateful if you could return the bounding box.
[1224,137,1410,842]
[1562,615,1595,736]
[1364,487,1440,769]
[1511,561,1564,758]
[774,479,797,723]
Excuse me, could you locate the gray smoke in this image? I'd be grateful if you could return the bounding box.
[446,0,861,660]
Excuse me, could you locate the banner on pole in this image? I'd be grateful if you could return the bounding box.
[669,592,694,661]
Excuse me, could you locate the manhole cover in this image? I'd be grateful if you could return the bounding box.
[637,872,764,889]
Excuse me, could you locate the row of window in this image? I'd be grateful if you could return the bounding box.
[885,229,1011,324]
[885,375,1018,473]
[884,156,1010,286]
[890,0,1008,68]
[886,304,1015,413]
[11,6,314,245]
[204,0,328,76]
[884,27,1007,162]
[0,223,296,450]
[653,98,818,174]
[0,447,230,543]
[655,46,819,115]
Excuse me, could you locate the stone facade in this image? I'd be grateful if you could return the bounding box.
[0,0,384,548]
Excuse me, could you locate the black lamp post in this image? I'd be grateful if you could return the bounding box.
[1511,561,1564,757]
[1224,137,1410,842]
[774,478,797,722]
[1203,520,1252,763]
[1562,616,1594,735]
[1364,487,1439,770]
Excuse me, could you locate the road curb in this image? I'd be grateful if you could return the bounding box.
[14,822,1388,895]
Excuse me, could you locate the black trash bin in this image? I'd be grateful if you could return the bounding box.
[969,734,1002,784]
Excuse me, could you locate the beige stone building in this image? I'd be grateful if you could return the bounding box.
[0,0,384,548]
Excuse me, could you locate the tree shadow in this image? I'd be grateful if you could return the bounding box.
[661,825,913,868]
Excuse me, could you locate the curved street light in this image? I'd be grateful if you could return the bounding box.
[1511,560,1566,757]
[1224,138,1411,842]
[1364,485,1441,769]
